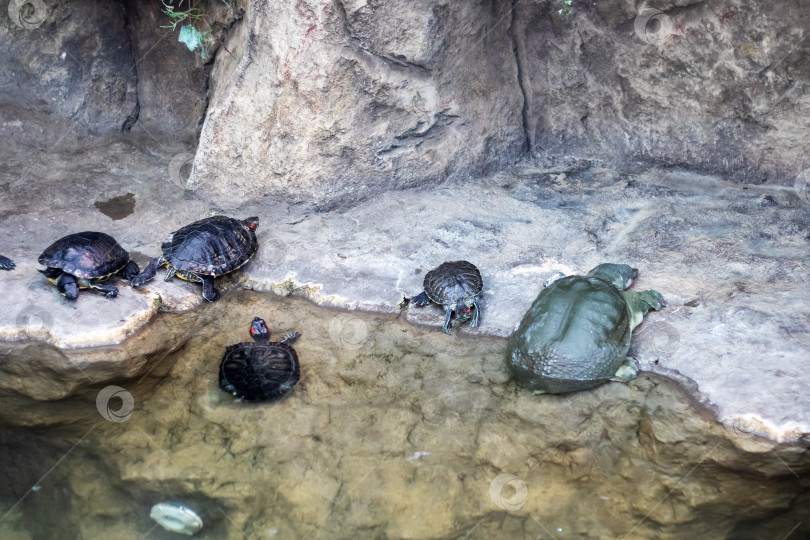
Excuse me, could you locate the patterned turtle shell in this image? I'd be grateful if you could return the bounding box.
[219,340,300,401]
[38,232,131,279]
[423,260,484,306]
[162,215,258,277]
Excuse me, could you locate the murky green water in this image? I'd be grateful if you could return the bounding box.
[0,291,808,539]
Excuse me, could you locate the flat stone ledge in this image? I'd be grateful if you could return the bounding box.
[1,139,808,442]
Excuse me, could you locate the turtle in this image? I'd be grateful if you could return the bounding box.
[409,260,484,334]
[506,263,666,394]
[219,317,301,402]
[37,231,139,300]
[130,215,259,302]
[0,255,14,270]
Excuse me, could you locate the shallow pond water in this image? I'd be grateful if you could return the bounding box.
[0,291,808,539]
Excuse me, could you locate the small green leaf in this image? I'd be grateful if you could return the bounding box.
[178,24,206,58]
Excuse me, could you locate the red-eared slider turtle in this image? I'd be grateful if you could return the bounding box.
[130,215,259,302]
[506,263,666,394]
[219,317,301,402]
[409,260,484,334]
[37,232,139,300]
[0,255,14,270]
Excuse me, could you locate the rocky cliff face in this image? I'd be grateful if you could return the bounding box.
[192,0,526,210]
[4,1,809,208]
[191,0,810,208]
[513,0,810,184]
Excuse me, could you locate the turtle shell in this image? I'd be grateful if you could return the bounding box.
[162,215,258,277]
[506,274,632,393]
[38,232,130,279]
[423,260,483,306]
[219,341,300,401]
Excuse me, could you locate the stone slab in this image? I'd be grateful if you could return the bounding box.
[1,139,809,442]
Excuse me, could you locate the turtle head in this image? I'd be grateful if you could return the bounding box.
[249,317,271,342]
[586,263,638,290]
[56,273,80,300]
[243,217,259,232]
[454,298,474,322]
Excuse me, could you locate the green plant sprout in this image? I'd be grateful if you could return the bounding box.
[161,0,231,59]
[558,0,573,16]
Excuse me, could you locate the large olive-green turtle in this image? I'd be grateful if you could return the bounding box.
[37,232,139,300]
[409,260,483,334]
[130,215,259,302]
[506,263,665,394]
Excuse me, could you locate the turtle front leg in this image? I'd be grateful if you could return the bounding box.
[623,289,667,330]
[442,306,453,334]
[609,357,639,383]
[470,299,481,327]
[56,273,80,300]
[130,257,162,288]
[0,255,14,270]
[201,276,220,302]
[88,281,119,299]
[120,261,140,282]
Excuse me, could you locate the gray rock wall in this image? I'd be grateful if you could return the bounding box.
[514,0,810,184]
[4,0,810,205]
[192,0,527,210]
[0,0,137,143]
[192,0,810,209]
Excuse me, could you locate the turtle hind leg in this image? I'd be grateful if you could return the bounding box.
[411,291,431,307]
[610,357,639,383]
[281,332,301,344]
[56,274,80,300]
[623,289,666,330]
[120,261,140,282]
[130,257,162,288]
[0,255,14,270]
[201,276,220,302]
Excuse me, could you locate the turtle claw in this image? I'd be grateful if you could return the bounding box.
[0,255,15,270]
[93,283,119,299]
[411,292,431,307]
[281,332,301,344]
[650,290,667,311]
